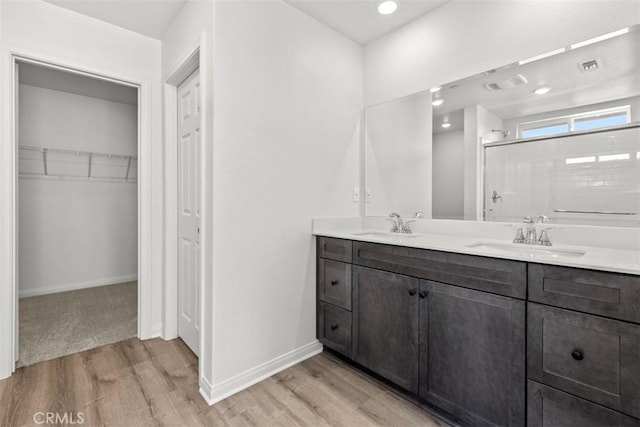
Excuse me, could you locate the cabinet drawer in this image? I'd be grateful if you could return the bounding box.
[528,303,640,418]
[528,381,640,427]
[318,237,352,263]
[318,302,351,358]
[318,259,352,310]
[529,263,640,323]
[353,241,526,298]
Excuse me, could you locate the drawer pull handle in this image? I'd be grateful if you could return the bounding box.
[419,291,428,299]
[571,350,584,361]
[330,280,339,286]
[409,289,417,296]
[330,324,339,331]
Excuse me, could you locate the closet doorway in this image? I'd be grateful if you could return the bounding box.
[15,59,140,368]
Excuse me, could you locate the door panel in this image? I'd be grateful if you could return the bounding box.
[419,280,526,426]
[352,265,419,394]
[177,69,201,356]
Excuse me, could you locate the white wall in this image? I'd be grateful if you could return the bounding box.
[18,84,137,297]
[364,91,432,217]
[433,130,464,219]
[0,0,163,379]
[19,84,137,153]
[363,0,640,107]
[210,0,361,402]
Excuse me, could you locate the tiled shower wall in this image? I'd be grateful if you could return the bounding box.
[485,126,640,227]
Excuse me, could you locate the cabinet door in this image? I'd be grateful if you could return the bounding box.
[528,381,640,427]
[352,266,419,394]
[419,280,526,427]
[528,303,640,418]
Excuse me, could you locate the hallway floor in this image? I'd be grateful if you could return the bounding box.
[18,282,137,367]
[0,338,448,426]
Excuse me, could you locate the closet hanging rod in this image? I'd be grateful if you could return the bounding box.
[19,145,137,161]
[19,174,137,184]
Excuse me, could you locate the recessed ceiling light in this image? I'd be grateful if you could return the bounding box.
[430,87,441,93]
[432,99,444,107]
[378,1,397,15]
[533,86,551,95]
[441,122,451,129]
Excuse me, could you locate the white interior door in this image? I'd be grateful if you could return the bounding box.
[177,69,200,356]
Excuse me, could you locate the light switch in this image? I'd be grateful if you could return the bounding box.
[365,188,372,202]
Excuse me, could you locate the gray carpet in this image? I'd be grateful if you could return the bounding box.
[18,281,137,368]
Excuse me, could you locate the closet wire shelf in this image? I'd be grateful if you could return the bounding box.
[19,146,138,183]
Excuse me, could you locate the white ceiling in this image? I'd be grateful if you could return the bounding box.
[42,0,187,40]
[42,0,448,45]
[284,0,450,45]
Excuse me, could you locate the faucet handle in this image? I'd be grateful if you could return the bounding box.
[538,215,549,224]
[389,212,401,218]
[513,227,525,244]
[402,219,416,234]
[414,212,424,219]
[523,216,534,224]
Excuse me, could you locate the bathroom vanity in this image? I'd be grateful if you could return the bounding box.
[315,231,640,427]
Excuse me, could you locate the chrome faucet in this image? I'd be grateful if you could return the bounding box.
[524,216,537,244]
[513,215,555,246]
[388,213,403,233]
[537,215,552,246]
[388,212,416,234]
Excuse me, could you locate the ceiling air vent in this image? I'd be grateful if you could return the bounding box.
[579,58,602,73]
[483,74,528,91]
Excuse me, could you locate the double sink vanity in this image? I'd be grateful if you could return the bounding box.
[313,218,640,427]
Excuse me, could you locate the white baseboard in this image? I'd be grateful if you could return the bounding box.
[151,323,163,338]
[200,340,323,406]
[19,274,138,298]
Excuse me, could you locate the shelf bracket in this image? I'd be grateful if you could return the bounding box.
[125,156,132,181]
[42,148,48,177]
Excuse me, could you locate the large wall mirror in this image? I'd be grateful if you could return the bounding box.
[364,25,640,227]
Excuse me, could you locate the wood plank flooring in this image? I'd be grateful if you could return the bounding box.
[0,338,448,426]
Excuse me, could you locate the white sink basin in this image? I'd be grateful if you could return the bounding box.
[466,241,586,258]
[351,231,422,239]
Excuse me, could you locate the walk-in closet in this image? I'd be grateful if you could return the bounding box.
[16,61,139,367]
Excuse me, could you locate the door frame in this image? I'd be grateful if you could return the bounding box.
[163,43,206,343]
[0,49,151,379]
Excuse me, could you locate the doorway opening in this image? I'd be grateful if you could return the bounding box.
[163,47,203,363]
[14,58,141,368]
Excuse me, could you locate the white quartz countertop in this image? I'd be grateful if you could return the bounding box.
[312,218,640,275]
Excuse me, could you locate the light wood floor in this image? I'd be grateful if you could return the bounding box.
[0,338,448,426]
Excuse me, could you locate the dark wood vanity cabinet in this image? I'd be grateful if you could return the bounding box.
[317,237,527,426]
[526,264,640,426]
[317,238,353,358]
[419,280,526,426]
[315,237,640,427]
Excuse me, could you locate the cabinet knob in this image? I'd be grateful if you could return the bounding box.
[330,280,339,286]
[571,349,584,361]
[409,289,417,296]
[419,291,427,299]
[330,324,339,331]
